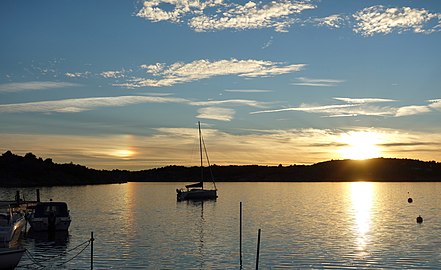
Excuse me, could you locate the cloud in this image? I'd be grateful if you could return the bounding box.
[251,98,441,117]
[189,99,269,108]
[0,96,189,113]
[395,105,431,117]
[189,1,316,32]
[428,99,441,110]
[136,0,220,23]
[293,77,344,87]
[100,71,126,78]
[0,81,79,93]
[313,14,347,28]
[225,89,272,93]
[3,126,441,170]
[65,72,91,78]
[251,104,357,115]
[333,97,396,104]
[0,94,268,113]
[116,59,305,88]
[197,107,235,121]
[353,5,441,36]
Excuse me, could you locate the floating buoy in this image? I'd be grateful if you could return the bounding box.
[408,197,413,203]
[416,215,423,224]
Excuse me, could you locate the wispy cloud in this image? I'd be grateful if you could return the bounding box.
[190,99,268,108]
[293,77,344,87]
[333,97,396,104]
[0,95,268,114]
[100,70,127,79]
[225,89,272,93]
[395,105,431,117]
[313,14,347,28]
[115,59,305,88]
[65,72,91,78]
[0,96,189,113]
[251,98,441,117]
[197,107,235,121]
[353,5,441,36]
[0,81,79,93]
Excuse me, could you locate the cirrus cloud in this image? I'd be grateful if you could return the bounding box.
[0,81,80,93]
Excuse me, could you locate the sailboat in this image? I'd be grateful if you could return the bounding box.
[176,122,218,201]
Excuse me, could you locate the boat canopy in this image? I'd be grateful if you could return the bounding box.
[185,182,203,189]
[34,202,69,218]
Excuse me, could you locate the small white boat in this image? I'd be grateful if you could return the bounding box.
[0,205,26,248]
[28,202,71,232]
[177,122,218,201]
[0,248,26,269]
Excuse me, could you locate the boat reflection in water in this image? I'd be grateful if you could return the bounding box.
[26,229,69,246]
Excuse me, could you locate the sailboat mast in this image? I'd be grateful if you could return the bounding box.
[198,121,204,188]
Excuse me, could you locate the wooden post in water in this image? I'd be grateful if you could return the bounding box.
[90,231,94,270]
[256,229,261,270]
[36,189,40,202]
[15,190,20,204]
[240,202,243,267]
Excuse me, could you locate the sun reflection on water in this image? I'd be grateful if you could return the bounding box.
[350,182,374,256]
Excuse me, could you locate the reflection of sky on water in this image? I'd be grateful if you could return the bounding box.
[350,182,374,257]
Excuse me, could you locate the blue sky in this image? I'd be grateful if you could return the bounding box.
[1,0,440,170]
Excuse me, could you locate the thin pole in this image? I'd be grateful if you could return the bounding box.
[90,231,94,270]
[240,202,243,267]
[256,229,261,270]
[198,121,203,189]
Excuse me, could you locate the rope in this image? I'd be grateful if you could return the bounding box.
[17,238,91,269]
[56,240,90,266]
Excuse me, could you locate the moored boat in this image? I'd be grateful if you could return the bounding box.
[0,204,26,248]
[28,201,71,232]
[176,122,218,201]
[0,248,26,270]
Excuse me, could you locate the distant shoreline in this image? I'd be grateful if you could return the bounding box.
[1,151,440,187]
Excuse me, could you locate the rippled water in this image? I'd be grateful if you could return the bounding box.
[1,182,440,269]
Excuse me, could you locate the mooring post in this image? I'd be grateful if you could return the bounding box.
[91,231,94,270]
[36,189,40,202]
[240,202,243,267]
[256,229,261,270]
[15,190,20,204]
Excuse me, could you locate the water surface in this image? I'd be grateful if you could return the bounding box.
[1,182,440,269]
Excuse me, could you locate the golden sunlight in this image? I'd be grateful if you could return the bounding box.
[112,149,135,159]
[338,131,382,160]
[350,182,374,255]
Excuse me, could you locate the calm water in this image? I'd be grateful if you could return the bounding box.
[2,182,441,269]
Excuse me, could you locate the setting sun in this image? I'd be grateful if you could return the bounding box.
[112,149,135,159]
[339,131,382,160]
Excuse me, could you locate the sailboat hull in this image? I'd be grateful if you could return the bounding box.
[177,189,217,201]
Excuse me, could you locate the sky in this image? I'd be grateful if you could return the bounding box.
[1,0,440,170]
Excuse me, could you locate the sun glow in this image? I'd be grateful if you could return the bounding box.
[339,131,382,160]
[112,149,135,159]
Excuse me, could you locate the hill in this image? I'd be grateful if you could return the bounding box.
[0,151,128,187]
[1,151,440,187]
[132,158,441,182]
